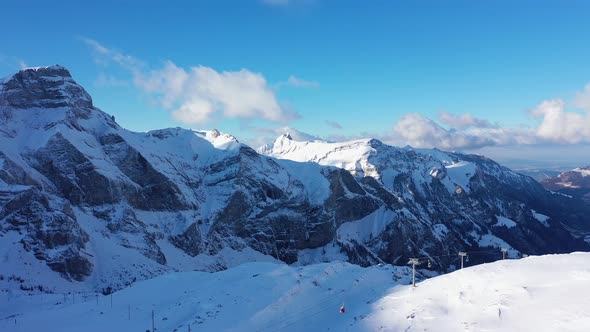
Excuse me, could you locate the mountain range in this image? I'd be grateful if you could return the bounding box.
[1,65,589,294]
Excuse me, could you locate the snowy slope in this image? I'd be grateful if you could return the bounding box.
[2,252,589,332]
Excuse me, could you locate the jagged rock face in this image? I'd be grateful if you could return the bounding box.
[323,168,380,223]
[0,65,589,294]
[0,189,92,281]
[99,133,191,210]
[27,133,121,205]
[0,151,36,186]
[0,65,93,110]
[170,222,203,257]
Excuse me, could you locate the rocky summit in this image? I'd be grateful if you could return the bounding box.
[0,66,589,294]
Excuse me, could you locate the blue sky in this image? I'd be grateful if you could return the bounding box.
[2,0,590,168]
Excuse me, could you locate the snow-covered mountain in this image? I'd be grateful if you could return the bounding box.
[0,65,589,295]
[541,166,590,203]
[514,168,564,181]
[259,133,590,241]
[2,252,590,332]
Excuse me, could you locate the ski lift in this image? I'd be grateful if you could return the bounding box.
[465,255,469,262]
[340,305,346,314]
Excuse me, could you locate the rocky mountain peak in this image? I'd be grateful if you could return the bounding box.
[0,64,93,109]
[256,133,295,154]
[367,138,383,148]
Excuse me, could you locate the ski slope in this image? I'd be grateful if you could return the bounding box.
[2,252,590,332]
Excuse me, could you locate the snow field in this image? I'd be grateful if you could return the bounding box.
[2,253,590,332]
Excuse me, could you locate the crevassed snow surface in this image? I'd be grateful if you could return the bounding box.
[2,253,590,332]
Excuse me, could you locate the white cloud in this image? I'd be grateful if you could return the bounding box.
[389,96,590,150]
[572,83,590,112]
[466,127,536,146]
[530,99,590,144]
[392,113,498,150]
[438,111,496,129]
[171,98,215,124]
[82,38,296,125]
[136,61,298,124]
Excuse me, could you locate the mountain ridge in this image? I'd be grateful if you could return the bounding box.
[0,65,588,295]
[540,166,590,203]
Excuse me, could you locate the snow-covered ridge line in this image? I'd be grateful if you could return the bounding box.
[258,131,482,195]
[22,64,68,72]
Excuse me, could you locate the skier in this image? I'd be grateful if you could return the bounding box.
[340,305,346,314]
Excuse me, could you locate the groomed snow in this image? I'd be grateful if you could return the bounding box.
[2,253,590,332]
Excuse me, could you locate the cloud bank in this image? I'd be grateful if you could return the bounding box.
[392,113,497,150]
[391,96,590,150]
[267,95,590,152]
[530,99,590,144]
